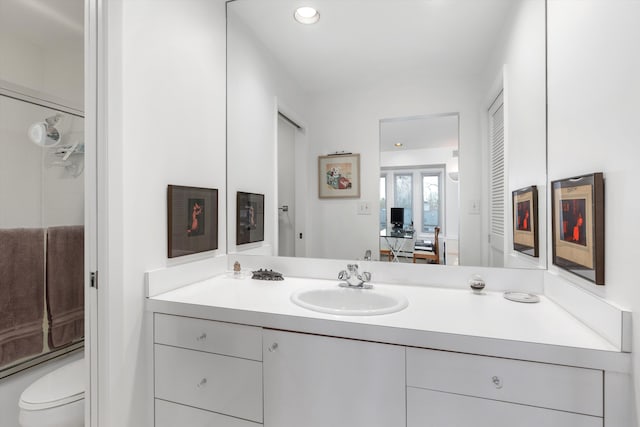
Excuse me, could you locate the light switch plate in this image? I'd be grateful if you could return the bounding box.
[469,199,480,215]
[357,201,372,215]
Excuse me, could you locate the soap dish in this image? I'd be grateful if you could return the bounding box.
[503,291,540,303]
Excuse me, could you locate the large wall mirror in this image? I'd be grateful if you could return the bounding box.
[227,0,547,269]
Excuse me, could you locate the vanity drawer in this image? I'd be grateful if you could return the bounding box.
[406,347,603,416]
[407,387,602,427]
[155,399,261,427]
[154,313,262,361]
[155,344,263,422]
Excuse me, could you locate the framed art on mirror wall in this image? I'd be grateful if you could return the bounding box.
[551,173,604,285]
[167,185,218,258]
[236,191,265,245]
[318,153,360,199]
[512,185,539,257]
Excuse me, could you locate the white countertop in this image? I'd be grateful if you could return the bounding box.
[147,274,629,372]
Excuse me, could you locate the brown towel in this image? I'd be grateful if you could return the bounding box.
[0,228,45,367]
[46,226,84,349]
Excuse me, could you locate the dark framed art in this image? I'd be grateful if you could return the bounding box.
[236,191,265,245]
[512,185,539,257]
[167,185,218,258]
[318,153,360,198]
[551,173,604,285]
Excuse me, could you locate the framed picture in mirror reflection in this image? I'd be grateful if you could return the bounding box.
[318,153,360,199]
[551,173,604,285]
[237,191,265,245]
[167,185,218,258]
[512,186,539,257]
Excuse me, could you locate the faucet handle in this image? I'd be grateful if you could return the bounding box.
[338,270,348,280]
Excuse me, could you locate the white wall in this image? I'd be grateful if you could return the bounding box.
[548,0,640,419]
[101,1,227,425]
[305,77,483,262]
[227,11,310,256]
[0,33,43,95]
[0,30,83,109]
[480,0,547,269]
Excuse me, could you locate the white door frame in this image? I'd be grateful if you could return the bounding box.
[85,0,112,425]
[274,99,308,258]
[84,1,98,425]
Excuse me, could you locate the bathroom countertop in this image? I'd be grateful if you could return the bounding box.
[147,274,630,372]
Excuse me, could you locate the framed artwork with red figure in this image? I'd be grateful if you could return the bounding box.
[167,185,218,258]
[318,153,360,199]
[551,173,605,285]
[512,186,539,257]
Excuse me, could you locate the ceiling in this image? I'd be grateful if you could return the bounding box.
[380,114,459,152]
[228,0,517,94]
[0,0,83,49]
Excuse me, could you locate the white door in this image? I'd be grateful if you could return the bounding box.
[263,330,406,427]
[277,115,296,257]
[488,92,505,267]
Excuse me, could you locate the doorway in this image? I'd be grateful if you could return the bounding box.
[277,113,297,257]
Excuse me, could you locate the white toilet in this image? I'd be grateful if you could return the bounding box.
[18,358,85,427]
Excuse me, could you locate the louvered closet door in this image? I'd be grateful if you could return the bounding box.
[488,92,505,267]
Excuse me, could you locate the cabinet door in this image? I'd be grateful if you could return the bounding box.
[407,387,602,427]
[263,329,405,427]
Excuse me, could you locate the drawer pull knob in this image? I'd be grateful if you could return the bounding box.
[492,376,503,389]
[197,378,207,388]
[196,333,207,341]
[268,343,279,352]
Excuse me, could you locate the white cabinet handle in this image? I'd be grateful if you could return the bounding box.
[197,378,207,388]
[268,342,279,352]
[196,333,207,341]
[492,375,503,389]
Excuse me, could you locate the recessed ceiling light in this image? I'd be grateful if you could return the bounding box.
[394,143,404,148]
[294,6,320,25]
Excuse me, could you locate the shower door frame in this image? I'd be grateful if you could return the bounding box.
[0,82,85,380]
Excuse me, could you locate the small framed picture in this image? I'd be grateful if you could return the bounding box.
[236,191,265,245]
[318,153,360,199]
[551,173,604,285]
[167,185,218,258]
[512,185,539,257]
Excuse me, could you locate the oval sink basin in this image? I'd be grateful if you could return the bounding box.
[291,287,408,316]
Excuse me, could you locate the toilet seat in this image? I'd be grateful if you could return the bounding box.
[19,359,84,411]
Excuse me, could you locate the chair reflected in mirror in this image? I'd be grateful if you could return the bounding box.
[380,248,392,261]
[413,227,440,264]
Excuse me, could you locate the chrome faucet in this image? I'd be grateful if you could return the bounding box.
[338,264,372,289]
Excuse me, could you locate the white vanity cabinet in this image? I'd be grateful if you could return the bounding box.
[151,313,608,427]
[262,329,406,427]
[153,314,263,426]
[406,347,604,427]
